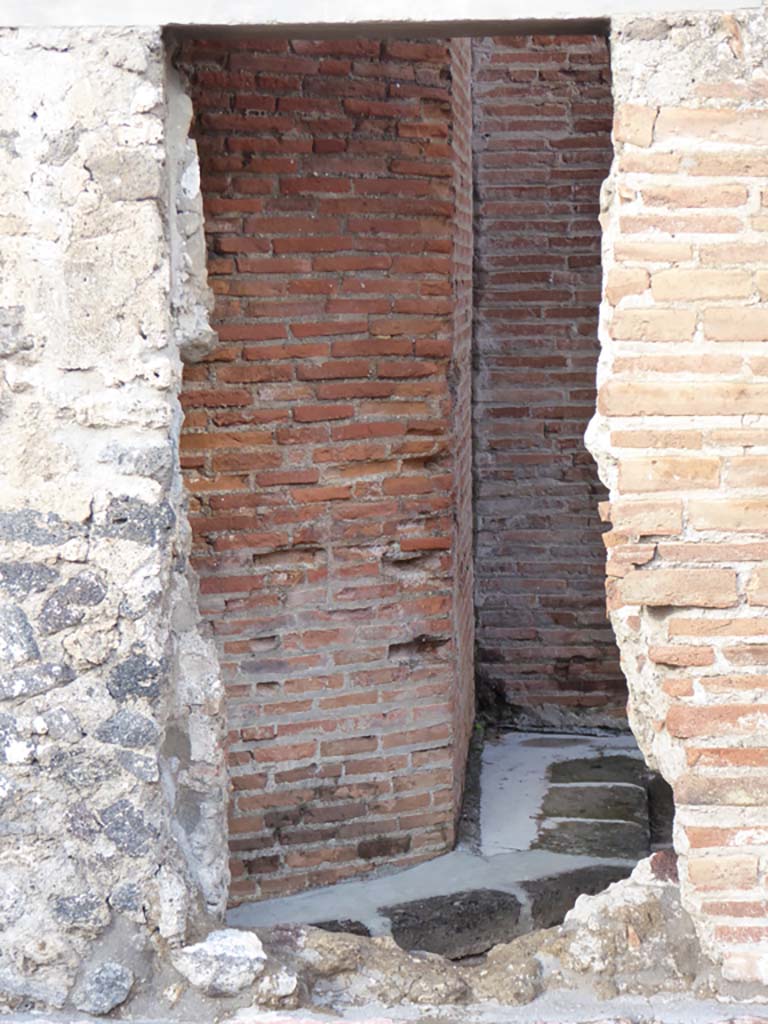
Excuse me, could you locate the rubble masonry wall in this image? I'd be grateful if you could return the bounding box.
[0,27,228,1011]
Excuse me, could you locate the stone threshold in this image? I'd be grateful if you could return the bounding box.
[228,730,670,959]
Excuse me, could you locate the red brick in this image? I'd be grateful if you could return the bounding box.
[296,360,370,380]
[292,485,352,503]
[293,404,353,422]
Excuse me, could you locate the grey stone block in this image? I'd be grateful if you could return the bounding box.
[108,652,163,701]
[0,662,74,701]
[94,709,159,749]
[0,561,58,598]
[74,961,133,1015]
[0,509,83,547]
[38,571,106,635]
[549,755,648,786]
[98,496,174,545]
[0,602,39,666]
[383,889,524,959]
[101,799,157,857]
[524,864,633,929]
[53,893,106,926]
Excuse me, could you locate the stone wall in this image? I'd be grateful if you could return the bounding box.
[589,8,768,984]
[177,36,475,902]
[0,27,227,1012]
[472,33,624,727]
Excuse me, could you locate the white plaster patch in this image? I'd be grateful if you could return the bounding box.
[181,158,201,199]
[4,740,33,765]
[172,929,267,996]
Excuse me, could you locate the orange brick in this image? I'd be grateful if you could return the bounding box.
[618,456,720,493]
[612,354,742,376]
[605,267,649,304]
[678,775,768,806]
[724,645,768,666]
[620,213,743,235]
[600,499,683,536]
[655,107,768,145]
[292,485,352,503]
[709,429,768,446]
[715,926,768,944]
[613,104,657,146]
[668,705,768,738]
[700,242,768,266]
[670,621,768,639]
[640,183,748,208]
[687,855,759,890]
[662,675,694,697]
[703,308,768,342]
[698,673,768,690]
[748,566,768,607]
[618,151,681,174]
[649,645,715,667]
[688,499,768,532]
[703,901,768,918]
[725,457,768,488]
[650,269,751,301]
[691,152,768,176]
[610,430,702,450]
[687,748,768,768]
[610,308,696,342]
[599,382,768,417]
[613,240,693,264]
[619,568,736,608]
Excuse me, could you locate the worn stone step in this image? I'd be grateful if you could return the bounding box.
[533,819,650,860]
[541,782,649,827]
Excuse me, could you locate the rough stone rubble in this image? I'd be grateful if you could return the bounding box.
[62,853,768,1017]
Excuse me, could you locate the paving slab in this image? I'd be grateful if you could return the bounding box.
[384,889,523,958]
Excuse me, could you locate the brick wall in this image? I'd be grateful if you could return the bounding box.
[178,36,474,902]
[448,37,476,805]
[595,13,768,982]
[471,34,626,725]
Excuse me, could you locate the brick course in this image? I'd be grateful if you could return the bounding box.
[471,35,625,723]
[178,36,474,901]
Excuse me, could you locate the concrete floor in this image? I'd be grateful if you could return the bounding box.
[228,731,651,949]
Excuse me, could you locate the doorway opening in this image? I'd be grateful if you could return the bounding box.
[176,25,673,955]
